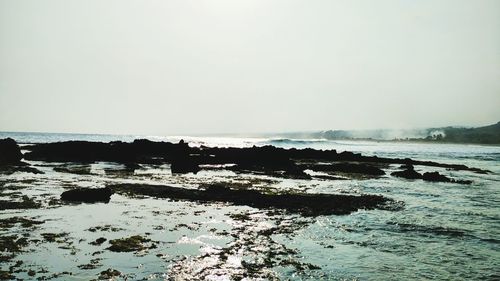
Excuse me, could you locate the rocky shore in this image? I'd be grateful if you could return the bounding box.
[1,137,487,215]
[17,138,490,177]
[0,137,492,280]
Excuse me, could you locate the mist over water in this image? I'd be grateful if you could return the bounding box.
[321,128,433,140]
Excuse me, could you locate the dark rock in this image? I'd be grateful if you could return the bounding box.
[422,171,451,182]
[107,235,152,252]
[391,164,423,179]
[77,258,102,270]
[86,225,123,232]
[0,196,40,211]
[41,232,69,243]
[61,187,113,203]
[392,167,471,184]
[170,155,200,174]
[282,168,312,180]
[0,217,44,228]
[0,162,44,175]
[109,183,401,216]
[124,162,142,170]
[14,166,44,174]
[89,237,107,246]
[23,139,175,164]
[0,138,23,165]
[98,268,121,280]
[0,235,26,254]
[0,271,14,280]
[422,171,472,184]
[22,139,490,176]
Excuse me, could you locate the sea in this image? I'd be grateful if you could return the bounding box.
[0,131,499,280]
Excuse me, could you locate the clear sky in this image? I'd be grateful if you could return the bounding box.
[1,0,499,135]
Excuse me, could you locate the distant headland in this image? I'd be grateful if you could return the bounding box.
[267,121,500,145]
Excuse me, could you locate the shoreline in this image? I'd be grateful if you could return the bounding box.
[2,130,500,147]
[0,137,498,280]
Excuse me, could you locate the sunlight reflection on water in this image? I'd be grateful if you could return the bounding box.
[0,132,499,280]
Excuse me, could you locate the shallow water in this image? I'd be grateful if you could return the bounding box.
[0,133,499,280]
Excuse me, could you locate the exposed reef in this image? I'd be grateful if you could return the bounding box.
[20,139,490,177]
[107,235,156,253]
[0,138,44,176]
[422,171,472,184]
[391,164,472,184]
[0,138,22,165]
[0,137,482,186]
[391,164,423,179]
[98,268,121,280]
[0,162,44,175]
[61,187,113,203]
[170,155,201,174]
[108,183,400,216]
[0,196,40,211]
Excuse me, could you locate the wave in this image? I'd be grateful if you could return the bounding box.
[264,138,329,146]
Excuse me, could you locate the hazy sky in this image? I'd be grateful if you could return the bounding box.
[1,0,499,135]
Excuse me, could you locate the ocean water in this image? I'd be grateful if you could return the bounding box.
[0,132,499,280]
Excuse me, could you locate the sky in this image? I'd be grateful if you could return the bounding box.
[1,0,499,135]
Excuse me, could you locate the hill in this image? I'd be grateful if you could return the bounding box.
[268,122,500,145]
[419,122,500,144]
